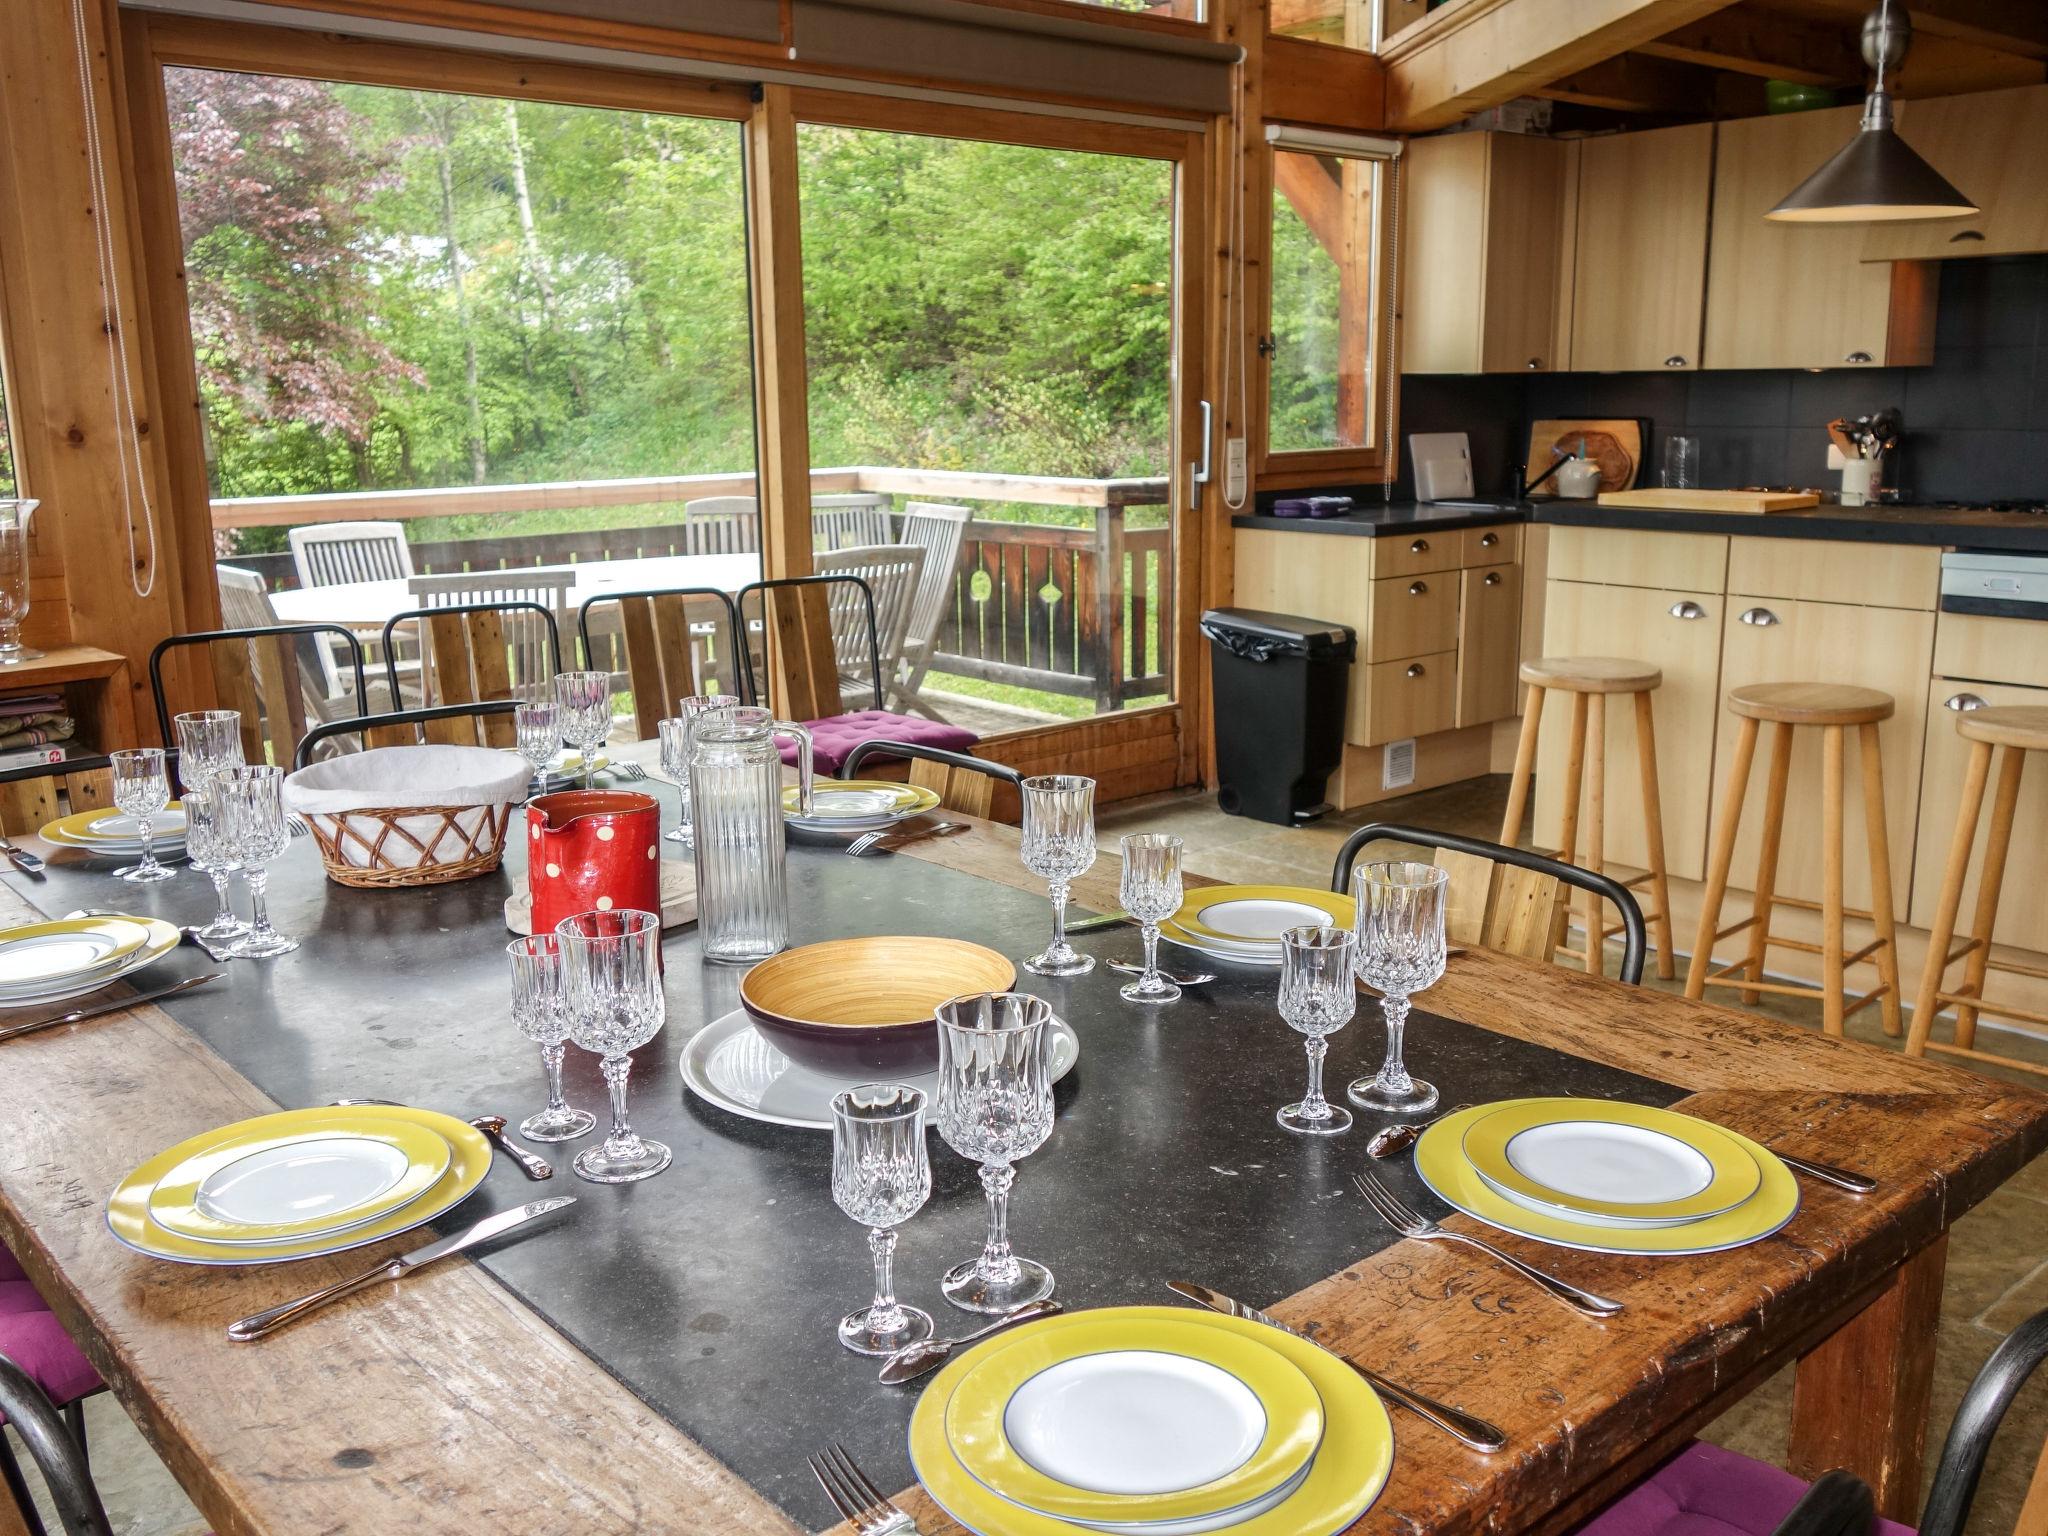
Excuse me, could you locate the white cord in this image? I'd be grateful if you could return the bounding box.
[1221,52,1249,512]
[70,0,159,600]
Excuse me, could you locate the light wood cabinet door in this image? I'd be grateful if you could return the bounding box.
[1359,651,1457,746]
[1569,123,1713,373]
[1367,572,1458,661]
[1862,86,2048,262]
[1456,563,1521,728]
[1531,580,1724,880]
[1705,109,1936,370]
[1711,598,1934,912]
[1911,678,2048,951]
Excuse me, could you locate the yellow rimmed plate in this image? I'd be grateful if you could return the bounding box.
[1461,1098,1762,1226]
[943,1312,1324,1526]
[0,917,151,992]
[146,1109,453,1246]
[41,804,186,850]
[783,780,939,826]
[0,917,180,1009]
[1171,886,1354,946]
[910,1306,1394,1536]
[108,1106,490,1266]
[1417,1104,1798,1256]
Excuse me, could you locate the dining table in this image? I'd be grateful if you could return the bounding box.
[0,768,2043,1536]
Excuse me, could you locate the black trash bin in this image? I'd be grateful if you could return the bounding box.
[1201,607,1355,827]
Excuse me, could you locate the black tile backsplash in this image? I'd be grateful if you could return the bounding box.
[1395,254,2048,504]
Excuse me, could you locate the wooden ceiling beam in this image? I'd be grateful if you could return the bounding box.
[1638,4,1861,85]
[1268,0,1343,40]
[1780,0,2048,61]
[1534,51,1718,110]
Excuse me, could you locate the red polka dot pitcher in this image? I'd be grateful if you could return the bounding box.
[526,789,663,940]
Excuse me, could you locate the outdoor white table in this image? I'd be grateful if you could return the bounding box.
[268,551,763,628]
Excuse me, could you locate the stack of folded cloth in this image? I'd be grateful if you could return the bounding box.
[0,692,76,769]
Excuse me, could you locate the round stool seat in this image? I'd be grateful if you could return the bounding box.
[1727,682,1893,726]
[1519,656,1662,694]
[1955,704,2048,750]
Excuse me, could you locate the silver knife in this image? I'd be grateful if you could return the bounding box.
[0,973,222,1044]
[863,820,970,855]
[0,835,45,878]
[1168,1280,1507,1453]
[227,1197,576,1341]
[1774,1152,1876,1195]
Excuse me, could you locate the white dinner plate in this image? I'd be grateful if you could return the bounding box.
[1185,897,1330,942]
[0,918,152,994]
[88,809,189,840]
[681,1007,1080,1131]
[1158,928,1281,968]
[0,917,181,1009]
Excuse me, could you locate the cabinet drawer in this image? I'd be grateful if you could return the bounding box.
[1912,677,2048,950]
[1367,572,1458,661]
[1457,564,1522,728]
[1369,531,1461,579]
[1935,612,2048,690]
[1728,537,1937,611]
[1356,651,1457,747]
[1459,524,1519,566]
[1548,527,1728,591]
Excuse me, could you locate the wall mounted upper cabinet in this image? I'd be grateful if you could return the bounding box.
[1861,85,2048,262]
[1567,123,1713,373]
[1705,108,1936,370]
[1400,131,1568,374]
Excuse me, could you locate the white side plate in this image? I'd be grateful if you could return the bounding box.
[1002,1351,1265,1496]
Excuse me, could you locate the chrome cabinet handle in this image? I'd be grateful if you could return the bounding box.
[1483,571,1502,587]
[1409,538,1429,554]
[1664,355,1688,368]
[1526,357,1542,369]
[1740,607,1779,627]
[1479,531,1499,547]
[1409,580,1428,596]
[1949,229,1986,244]
[1845,350,1874,364]
[1947,693,1987,712]
[1669,601,1706,620]
[1406,663,1425,678]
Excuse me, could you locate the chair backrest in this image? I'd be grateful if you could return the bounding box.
[0,1351,114,1536]
[576,587,744,741]
[736,574,883,720]
[814,543,923,696]
[383,585,567,746]
[897,501,971,651]
[151,623,369,775]
[838,738,1022,822]
[288,521,414,588]
[295,699,521,766]
[1916,1304,2048,1536]
[1330,822,1648,986]
[681,496,761,555]
[811,492,895,551]
[216,564,278,629]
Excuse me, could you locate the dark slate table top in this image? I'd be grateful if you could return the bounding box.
[12,814,1681,1530]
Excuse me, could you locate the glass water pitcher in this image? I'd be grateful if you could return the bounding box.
[688,705,813,964]
[0,500,42,665]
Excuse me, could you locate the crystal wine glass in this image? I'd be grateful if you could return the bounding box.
[173,711,247,941]
[1019,775,1096,977]
[110,748,176,884]
[555,908,670,1183]
[217,765,298,957]
[1277,924,1356,1136]
[507,933,597,1143]
[830,1082,933,1355]
[670,693,740,845]
[552,671,612,790]
[1118,832,1184,1004]
[934,992,1057,1314]
[656,718,689,843]
[1347,861,1448,1114]
[514,699,561,800]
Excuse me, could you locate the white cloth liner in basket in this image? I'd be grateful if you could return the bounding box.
[284,745,530,872]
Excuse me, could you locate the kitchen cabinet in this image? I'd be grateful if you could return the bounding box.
[1367,572,1458,660]
[1548,527,1727,592]
[1401,131,1570,374]
[1862,85,2048,262]
[1704,108,1937,371]
[1568,123,1713,373]
[1456,563,1521,728]
[1531,578,1724,880]
[1912,677,2048,952]
[1711,597,1934,913]
[1726,536,1938,613]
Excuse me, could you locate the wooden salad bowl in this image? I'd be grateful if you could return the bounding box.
[739,935,1017,1074]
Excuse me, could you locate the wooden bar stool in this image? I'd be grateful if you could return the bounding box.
[1685,683,1903,1038]
[1499,656,1676,980]
[1908,706,2048,1079]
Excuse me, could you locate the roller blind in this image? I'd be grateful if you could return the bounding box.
[1264,124,1401,159]
[474,0,783,42]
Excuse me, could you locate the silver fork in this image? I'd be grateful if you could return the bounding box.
[1351,1170,1623,1317]
[845,821,962,857]
[808,1443,918,1534]
[611,761,649,782]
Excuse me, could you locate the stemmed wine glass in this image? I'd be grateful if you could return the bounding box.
[216,765,297,957]
[1117,832,1184,1004]
[829,1083,933,1355]
[109,748,176,884]
[555,908,670,1183]
[1347,861,1448,1114]
[1019,775,1096,977]
[667,693,739,845]
[552,672,612,791]
[507,933,597,1143]
[173,711,246,942]
[514,699,561,800]
[934,992,1057,1314]
[1276,925,1356,1136]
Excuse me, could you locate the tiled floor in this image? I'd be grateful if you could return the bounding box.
[12,777,2046,1534]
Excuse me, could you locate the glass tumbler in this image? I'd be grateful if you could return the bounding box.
[110,748,176,884]
[830,1083,934,1356]
[1347,861,1448,1114]
[1019,776,1097,977]
[1662,435,1699,490]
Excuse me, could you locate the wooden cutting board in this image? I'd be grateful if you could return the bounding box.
[1525,418,1644,497]
[1597,489,1820,514]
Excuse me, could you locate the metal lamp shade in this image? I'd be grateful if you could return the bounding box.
[1766,111,1978,223]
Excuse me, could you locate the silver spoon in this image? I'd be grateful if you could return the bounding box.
[1108,960,1216,986]
[331,1098,554,1182]
[1365,1104,1472,1159]
[878,1299,1062,1384]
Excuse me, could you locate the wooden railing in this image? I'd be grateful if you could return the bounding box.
[215,467,1173,713]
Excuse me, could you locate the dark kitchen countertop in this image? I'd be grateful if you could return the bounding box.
[1230,500,1525,538]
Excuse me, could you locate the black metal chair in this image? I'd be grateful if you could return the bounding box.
[0,1352,112,1536]
[294,699,520,770]
[733,573,886,714]
[378,599,563,711]
[574,586,744,739]
[838,740,1022,820]
[1330,823,1648,987]
[148,623,370,781]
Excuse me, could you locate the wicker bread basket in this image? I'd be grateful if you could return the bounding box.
[283,745,531,888]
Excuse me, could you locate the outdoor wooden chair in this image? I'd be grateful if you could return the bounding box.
[295,699,520,766]
[811,492,895,551]
[287,520,414,588]
[813,543,923,704]
[838,738,1022,822]
[890,501,971,719]
[149,620,370,779]
[680,496,761,555]
[1330,823,1648,985]
[576,587,744,741]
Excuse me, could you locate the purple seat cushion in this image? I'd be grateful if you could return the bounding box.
[1571,1443,1912,1536]
[781,711,979,776]
[0,1282,102,1420]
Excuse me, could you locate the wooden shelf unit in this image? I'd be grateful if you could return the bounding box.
[0,646,138,834]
